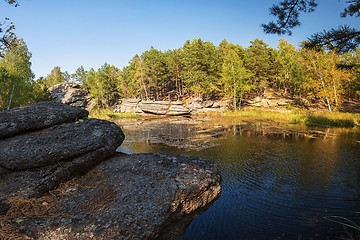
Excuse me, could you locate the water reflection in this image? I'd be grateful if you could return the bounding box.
[116,117,360,240]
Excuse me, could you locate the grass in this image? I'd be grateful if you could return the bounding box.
[223,109,360,128]
[325,215,360,240]
[89,108,140,120]
[89,106,359,128]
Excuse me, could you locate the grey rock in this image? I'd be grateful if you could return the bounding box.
[189,101,203,114]
[203,100,214,108]
[139,101,171,115]
[0,118,124,199]
[0,195,10,214]
[0,101,88,139]
[166,104,191,116]
[120,98,142,113]
[0,145,121,200]
[122,98,142,104]
[48,82,94,110]
[20,153,221,240]
[139,101,190,116]
[0,118,124,171]
[48,82,86,104]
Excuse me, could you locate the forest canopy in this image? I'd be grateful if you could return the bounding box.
[14,37,358,113]
[1,1,360,112]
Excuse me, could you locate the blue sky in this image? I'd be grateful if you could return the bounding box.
[2,0,359,78]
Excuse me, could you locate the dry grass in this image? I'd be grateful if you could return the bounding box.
[0,196,71,240]
[223,109,360,128]
[89,108,140,120]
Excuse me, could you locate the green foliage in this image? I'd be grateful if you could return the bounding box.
[0,0,18,57]
[325,215,360,239]
[300,46,350,111]
[220,42,254,110]
[181,38,222,98]
[262,0,317,35]
[142,47,168,100]
[305,115,355,127]
[71,65,88,84]
[263,0,360,52]
[34,38,360,112]
[89,107,140,120]
[244,39,274,94]
[341,49,360,100]
[83,63,120,107]
[276,39,304,95]
[0,38,48,110]
[223,109,359,128]
[39,66,69,89]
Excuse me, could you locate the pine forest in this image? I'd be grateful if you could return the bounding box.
[1,38,360,112]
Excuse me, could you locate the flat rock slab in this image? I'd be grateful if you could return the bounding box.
[0,101,88,139]
[139,101,190,115]
[0,118,125,200]
[19,153,221,240]
[139,101,171,115]
[0,118,124,171]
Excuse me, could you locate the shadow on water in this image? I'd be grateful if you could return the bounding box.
[115,116,360,240]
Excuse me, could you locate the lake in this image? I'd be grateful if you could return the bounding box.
[116,116,360,240]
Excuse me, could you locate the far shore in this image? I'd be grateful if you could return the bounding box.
[90,107,360,129]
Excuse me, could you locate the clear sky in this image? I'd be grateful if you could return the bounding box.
[1,0,359,78]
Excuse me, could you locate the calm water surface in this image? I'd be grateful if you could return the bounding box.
[117,118,360,240]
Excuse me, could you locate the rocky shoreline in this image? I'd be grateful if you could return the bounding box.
[0,102,221,239]
[49,82,360,116]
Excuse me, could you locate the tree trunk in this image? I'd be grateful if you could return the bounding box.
[332,68,338,107]
[232,60,236,111]
[239,90,243,110]
[233,80,236,111]
[139,58,149,101]
[320,75,332,112]
[7,79,15,110]
[333,79,338,107]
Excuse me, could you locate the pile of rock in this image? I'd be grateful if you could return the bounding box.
[0,101,221,239]
[187,99,229,113]
[114,98,230,116]
[48,82,95,110]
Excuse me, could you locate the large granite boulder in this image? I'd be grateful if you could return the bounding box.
[0,102,125,200]
[0,101,88,139]
[0,118,122,171]
[48,82,95,110]
[17,153,221,240]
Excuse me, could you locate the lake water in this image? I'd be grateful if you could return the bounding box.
[116,117,360,240]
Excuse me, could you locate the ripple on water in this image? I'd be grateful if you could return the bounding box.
[117,119,360,240]
[182,130,360,240]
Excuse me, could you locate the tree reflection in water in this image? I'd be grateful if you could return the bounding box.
[116,116,360,240]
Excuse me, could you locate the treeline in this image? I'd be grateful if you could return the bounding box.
[1,38,360,111]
